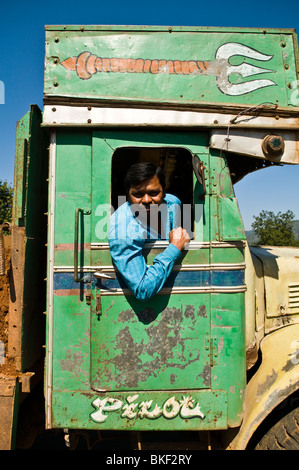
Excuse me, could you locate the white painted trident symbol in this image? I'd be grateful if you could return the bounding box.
[215,43,276,95]
[61,42,276,96]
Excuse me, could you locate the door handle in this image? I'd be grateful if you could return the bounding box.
[74,207,91,282]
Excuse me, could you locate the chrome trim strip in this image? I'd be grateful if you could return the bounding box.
[210,241,246,248]
[53,263,246,273]
[100,286,247,296]
[91,240,246,250]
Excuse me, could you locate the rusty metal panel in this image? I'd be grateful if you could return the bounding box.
[91,295,212,392]
[44,26,299,109]
[8,226,26,370]
[0,377,19,450]
[9,106,48,372]
[210,129,299,165]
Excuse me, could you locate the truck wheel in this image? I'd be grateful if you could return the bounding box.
[255,407,299,450]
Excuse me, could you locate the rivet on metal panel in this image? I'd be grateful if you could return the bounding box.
[205,337,211,365]
[211,337,219,366]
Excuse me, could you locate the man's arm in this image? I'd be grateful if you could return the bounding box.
[108,199,190,301]
[109,237,182,301]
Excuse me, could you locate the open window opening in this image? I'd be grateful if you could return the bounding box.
[111,146,194,233]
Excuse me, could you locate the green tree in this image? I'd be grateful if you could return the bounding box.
[0,180,13,224]
[252,210,296,246]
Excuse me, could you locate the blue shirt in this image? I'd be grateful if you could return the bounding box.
[108,194,182,301]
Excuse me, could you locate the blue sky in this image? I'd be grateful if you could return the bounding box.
[0,0,299,229]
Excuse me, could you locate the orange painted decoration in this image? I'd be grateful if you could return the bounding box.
[61,51,209,80]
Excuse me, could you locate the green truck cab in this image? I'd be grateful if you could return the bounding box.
[1,25,299,450]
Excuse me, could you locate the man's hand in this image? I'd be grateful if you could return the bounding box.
[169,227,190,251]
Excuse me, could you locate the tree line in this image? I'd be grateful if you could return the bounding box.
[0,180,13,226]
[251,210,299,247]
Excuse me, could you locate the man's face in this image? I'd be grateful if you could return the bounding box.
[128,175,165,211]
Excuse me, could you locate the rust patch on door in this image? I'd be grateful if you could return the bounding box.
[93,304,209,390]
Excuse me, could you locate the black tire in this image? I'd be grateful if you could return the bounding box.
[255,407,299,450]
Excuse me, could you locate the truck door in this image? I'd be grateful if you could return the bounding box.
[50,128,246,431]
[90,130,211,392]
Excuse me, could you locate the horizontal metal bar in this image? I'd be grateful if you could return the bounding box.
[100,286,247,295]
[90,240,246,250]
[42,105,299,129]
[52,269,246,294]
[45,25,296,33]
[210,129,299,164]
[53,263,246,273]
[91,241,209,250]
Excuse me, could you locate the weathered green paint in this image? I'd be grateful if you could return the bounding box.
[54,243,245,267]
[54,129,92,250]
[13,111,31,224]
[51,390,227,431]
[48,127,246,431]
[45,26,298,108]
[91,294,211,391]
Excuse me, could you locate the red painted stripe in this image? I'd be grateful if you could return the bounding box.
[55,243,91,251]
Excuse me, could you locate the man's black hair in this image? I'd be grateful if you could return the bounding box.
[124,162,165,194]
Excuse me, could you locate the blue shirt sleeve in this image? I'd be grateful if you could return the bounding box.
[108,198,182,301]
[167,195,182,231]
[108,237,181,301]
